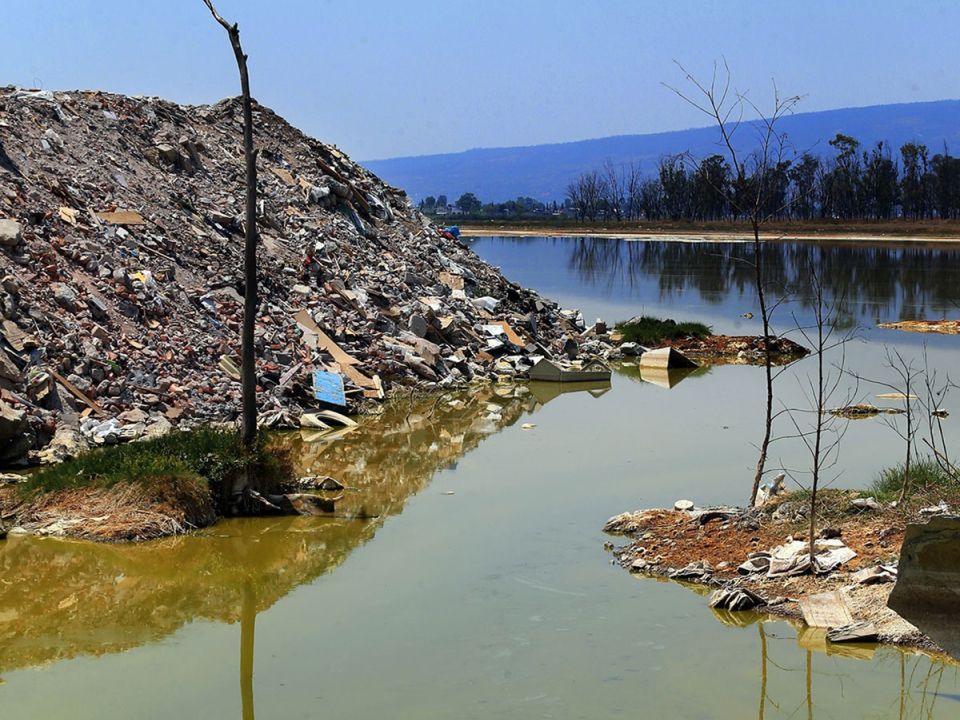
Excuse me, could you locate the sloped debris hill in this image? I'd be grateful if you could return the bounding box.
[0,87,580,465]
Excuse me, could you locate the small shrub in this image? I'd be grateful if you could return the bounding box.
[615,316,712,345]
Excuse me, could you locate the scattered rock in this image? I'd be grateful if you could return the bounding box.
[850,497,881,512]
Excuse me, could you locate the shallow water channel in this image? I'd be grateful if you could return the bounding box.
[3,236,960,718]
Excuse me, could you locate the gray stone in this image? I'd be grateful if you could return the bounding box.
[0,219,23,246]
[156,143,181,164]
[850,497,881,512]
[142,416,174,441]
[0,401,27,442]
[52,283,78,310]
[409,314,429,338]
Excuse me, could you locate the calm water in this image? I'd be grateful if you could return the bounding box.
[3,236,960,719]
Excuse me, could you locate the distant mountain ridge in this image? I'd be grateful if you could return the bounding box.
[363,100,960,203]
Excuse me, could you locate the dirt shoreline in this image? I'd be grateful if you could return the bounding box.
[460,225,960,244]
[604,493,958,657]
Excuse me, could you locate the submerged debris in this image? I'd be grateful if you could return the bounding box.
[829,403,905,419]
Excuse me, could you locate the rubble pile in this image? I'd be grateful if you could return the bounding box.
[0,87,589,465]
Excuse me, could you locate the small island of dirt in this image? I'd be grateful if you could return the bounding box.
[656,334,810,365]
[604,489,958,655]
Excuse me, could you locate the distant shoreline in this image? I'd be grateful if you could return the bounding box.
[456,221,960,244]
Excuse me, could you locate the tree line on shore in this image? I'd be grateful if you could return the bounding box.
[419,134,960,222]
[566,134,960,222]
[418,193,559,218]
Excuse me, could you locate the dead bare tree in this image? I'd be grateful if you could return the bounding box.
[203,0,259,449]
[665,60,802,505]
[918,347,959,481]
[851,349,923,504]
[780,258,854,562]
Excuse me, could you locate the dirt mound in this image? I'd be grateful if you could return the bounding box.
[1,476,215,541]
[0,88,576,464]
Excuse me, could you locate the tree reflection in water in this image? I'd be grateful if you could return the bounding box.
[566,238,960,326]
[711,609,959,719]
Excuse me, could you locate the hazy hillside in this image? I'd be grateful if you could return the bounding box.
[364,100,960,203]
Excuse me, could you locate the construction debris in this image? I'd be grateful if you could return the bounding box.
[0,87,609,465]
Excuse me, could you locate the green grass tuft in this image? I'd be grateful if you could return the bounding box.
[21,428,293,499]
[870,457,956,502]
[615,316,712,345]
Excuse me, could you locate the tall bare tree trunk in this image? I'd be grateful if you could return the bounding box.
[807,284,825,563]
[203,0,259,448]
[749,219,774,506]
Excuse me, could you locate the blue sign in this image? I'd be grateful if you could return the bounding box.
[312,371,346,407]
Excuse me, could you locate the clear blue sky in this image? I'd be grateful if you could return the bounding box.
[3,1,959,160]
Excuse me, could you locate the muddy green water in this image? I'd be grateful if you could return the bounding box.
[3,236,960,718]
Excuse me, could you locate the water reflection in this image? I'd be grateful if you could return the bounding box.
[615,362,711,388]
[565,238,960,324]
[713,612,960,719]
[0,387,538,676]
[476,236,960,327]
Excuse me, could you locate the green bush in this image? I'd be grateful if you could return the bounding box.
[615,316,712,345]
